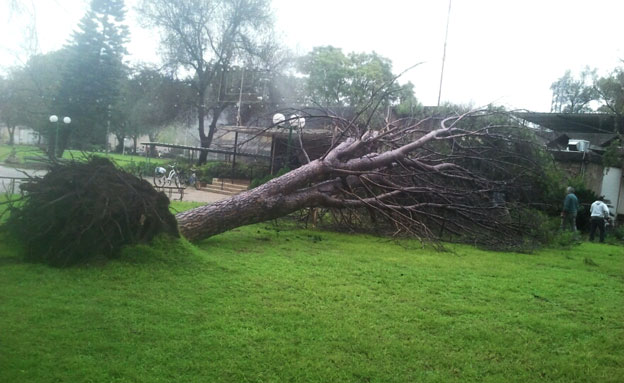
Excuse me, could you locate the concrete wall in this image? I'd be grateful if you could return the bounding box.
[555,160,603,196]
[556,159,624,216]
[0,126,39,145]
[601,167,622,215]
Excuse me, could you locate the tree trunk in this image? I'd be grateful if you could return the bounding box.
[57,128,71,158]
[114,133,124,153]
[176,188,301,240]
[148,133,158,156]
[197,67,228,165]
[198,106,224,165]
[206,107,222,149]
[197,87,209,164]
[48,127,69,159]
[176,160,327,240]
[7,125,16,145]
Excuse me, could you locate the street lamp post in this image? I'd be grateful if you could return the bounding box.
[286,123,293,162]
[271,113,306,168]
[106,105,111,155]
[286,115,305,166]
[49,115,71,158]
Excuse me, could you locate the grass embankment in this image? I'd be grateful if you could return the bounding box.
[0,205,622,382]
[0,144,167,167]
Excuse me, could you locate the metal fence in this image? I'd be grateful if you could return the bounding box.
[0,176,27,195]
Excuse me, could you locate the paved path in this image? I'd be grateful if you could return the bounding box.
[0,164,46,194]
[177,187,230,204]
[142,177,231,204]
[0,164,232,203]
[0,164,46,178]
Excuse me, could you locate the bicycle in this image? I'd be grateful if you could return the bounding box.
[154,164,183,188]
[182,167,201,190]
[153,164,200,190]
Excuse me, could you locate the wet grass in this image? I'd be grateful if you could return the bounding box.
[0,144,167,166]
[0,144,43,164]
[0,216,622,382]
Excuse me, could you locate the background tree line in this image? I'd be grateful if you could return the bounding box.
[0,0,422,164]
[8,0,623,164]
[550,65,624,120]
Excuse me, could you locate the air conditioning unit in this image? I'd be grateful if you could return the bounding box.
[567,139,590,152]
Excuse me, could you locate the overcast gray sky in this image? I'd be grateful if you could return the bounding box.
[2,0,623,111]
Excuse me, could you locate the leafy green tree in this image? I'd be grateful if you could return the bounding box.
[113,66,194,153]
[298,46,419,118]
[55,0,129,153]
[297,46,351,106]
[550,68,597,113]
[137,0,275,164]
[394,82,422,117]
[0,75,22,145]
[347,51,397,109]
[0,51,66,149]
[595,69,624,118]
[594,68,624,165]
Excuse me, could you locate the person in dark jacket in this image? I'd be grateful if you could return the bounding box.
[561,186,579,231]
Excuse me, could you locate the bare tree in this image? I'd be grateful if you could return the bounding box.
[4,0,40,63]
[176,110,545,245]
[137,0,274,164]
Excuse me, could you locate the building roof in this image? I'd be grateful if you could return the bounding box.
[139,141,270,159]
[514,112,621,134]
[550,149,603,164]
[221,125,333,140]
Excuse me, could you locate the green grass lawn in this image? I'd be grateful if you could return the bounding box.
[0,212,622,382]
[63,150,167,166]
[0,144,168,167]
[0,144,43,164]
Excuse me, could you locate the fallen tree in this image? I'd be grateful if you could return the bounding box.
[0,110,550,267]
[177,109,547,246]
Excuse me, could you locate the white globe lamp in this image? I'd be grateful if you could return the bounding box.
[272,113,285,126]
[290,115,305,129]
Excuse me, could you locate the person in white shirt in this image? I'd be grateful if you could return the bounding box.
[589,196,610,243]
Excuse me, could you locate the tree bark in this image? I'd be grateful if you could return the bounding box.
[132,136,138,154]
[114,133,124,153]
[177,159,328,240]
[197,85,209,164]
[176,122,463,241]
[7,125,16,145]
[148,133,158,156]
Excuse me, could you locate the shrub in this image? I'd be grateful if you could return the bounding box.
[605,224,624,244]
[120,160,153,178]
[515,209,583,249]
[177,161,270,184]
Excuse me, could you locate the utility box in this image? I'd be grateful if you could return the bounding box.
[567,139,590,152]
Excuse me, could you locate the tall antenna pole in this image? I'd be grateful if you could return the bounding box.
[437,0,452,107]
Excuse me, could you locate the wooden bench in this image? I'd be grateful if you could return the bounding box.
[153,185,185,201]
